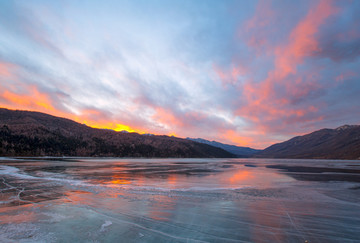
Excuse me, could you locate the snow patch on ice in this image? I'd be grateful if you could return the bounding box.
[0,165,89,187]
[41,212,70,223]
[100,220,112,232]
[0,223,56,242]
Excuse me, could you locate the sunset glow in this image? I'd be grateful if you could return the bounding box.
[1,0,359,148]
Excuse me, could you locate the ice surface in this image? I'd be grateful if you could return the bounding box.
[0,158,359,242]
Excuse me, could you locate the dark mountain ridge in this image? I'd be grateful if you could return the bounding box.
[256,125,360,160]
[186,138,260,157]
[1,108,359,159]
[0,108,234,158]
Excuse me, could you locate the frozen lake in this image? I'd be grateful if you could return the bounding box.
[0,158,359,242]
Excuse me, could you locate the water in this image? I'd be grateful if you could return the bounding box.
[0,158,359,242]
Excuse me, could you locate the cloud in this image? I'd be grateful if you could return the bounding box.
[310,0,360,62]
[1,0,360,149]
[233,0,340,135]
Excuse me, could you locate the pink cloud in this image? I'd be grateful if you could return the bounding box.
[335,71,358,83]
[213,63,247,88]
[242,0,276,55]
[152,107,184,129]
[273,0,338,79]
[236,0,338,136]
[0,62,16,79]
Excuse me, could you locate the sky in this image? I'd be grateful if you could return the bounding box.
[0,0,360,149]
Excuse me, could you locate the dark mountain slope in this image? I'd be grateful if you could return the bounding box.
[0,108,234,158]
[187,138,260,157]
[256,125,360,159]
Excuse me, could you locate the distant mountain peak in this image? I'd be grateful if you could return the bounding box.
[186,137,260,157]
[256,124,360,160]
[335,124,358,131]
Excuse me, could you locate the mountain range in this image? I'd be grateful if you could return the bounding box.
[0,108,233,158]
[256,125,360,160]
[186,138,260,157]
[0,108,359,159]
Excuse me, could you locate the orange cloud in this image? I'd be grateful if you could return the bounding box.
[221,130,253,147]
[0,62,59,114]
[152,107,183,128]
[0,60,150,135]
[219,128,279,149]
[1,86,56,112]
[0,83,148,135]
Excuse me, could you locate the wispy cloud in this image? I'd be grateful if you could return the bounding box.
[1,0,359,148]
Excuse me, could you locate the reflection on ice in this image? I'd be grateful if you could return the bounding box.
[0,158,359,242]
[81,160,294,191]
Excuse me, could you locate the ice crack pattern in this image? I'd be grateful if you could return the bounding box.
[0,158,359,242]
